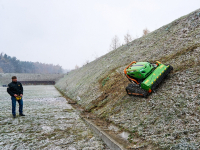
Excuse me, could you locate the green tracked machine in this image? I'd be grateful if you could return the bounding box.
[124,61,173,97]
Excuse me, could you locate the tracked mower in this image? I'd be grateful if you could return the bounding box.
[124,61,173,97]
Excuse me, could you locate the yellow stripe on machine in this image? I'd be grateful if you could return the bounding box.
[141,63,168,91]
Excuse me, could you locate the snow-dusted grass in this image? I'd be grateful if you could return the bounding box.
[0,85,108,150]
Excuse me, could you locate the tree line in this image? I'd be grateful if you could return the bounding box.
[74,28,150,70]
[0,53,63,74]
[109,28,150,51]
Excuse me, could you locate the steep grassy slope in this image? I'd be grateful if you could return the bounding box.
[56,9,200,149]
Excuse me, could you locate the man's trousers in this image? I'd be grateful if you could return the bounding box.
[11,96,23,116]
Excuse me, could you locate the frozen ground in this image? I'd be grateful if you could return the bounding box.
[0,85,109,150]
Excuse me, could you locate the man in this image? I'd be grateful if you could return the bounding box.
[7,76,25,118]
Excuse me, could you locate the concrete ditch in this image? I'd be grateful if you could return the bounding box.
[81,117,126,150]
[56,86,128,150]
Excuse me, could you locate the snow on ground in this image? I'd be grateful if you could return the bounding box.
[0,85,109,150]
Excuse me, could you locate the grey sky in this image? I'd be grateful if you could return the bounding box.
[0,0,200,70]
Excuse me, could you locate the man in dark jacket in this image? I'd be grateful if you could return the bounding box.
[7,76,25,118]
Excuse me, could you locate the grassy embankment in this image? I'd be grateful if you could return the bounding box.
[56,9,200,149]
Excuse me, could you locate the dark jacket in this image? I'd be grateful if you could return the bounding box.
[7,81,23,97]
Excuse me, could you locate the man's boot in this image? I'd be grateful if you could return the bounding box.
[19,114,25,116]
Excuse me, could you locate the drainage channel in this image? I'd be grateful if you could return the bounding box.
[67,102,131,150]
[57,87,149,150]
[67,100,149,150]
[81,117,125,150]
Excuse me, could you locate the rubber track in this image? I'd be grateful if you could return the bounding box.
[126,84,148,97]
[151,65,173,90]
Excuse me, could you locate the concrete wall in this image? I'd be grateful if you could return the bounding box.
[0,73,64,85]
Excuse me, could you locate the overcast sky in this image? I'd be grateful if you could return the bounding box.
[0,0,200,70]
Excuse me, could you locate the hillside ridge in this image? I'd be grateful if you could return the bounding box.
[56,8,200,149]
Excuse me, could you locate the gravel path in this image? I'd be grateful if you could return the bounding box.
[0,85,109,150]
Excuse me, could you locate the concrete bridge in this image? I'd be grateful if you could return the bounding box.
[0,73,64,86]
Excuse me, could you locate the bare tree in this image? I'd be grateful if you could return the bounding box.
[124,32,132,44]
[85,60,89,64]
[143,28,150,36]
[83,60,90,66]
[109,35,120,51]
[75,65,79,69]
